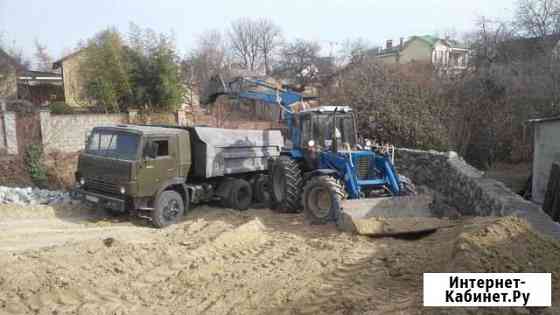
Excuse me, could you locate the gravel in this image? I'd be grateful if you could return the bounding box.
[0,186,71,205]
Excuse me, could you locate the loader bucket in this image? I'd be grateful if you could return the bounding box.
[337,194,455,237]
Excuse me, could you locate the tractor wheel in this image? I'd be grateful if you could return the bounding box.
[270,156,303,212]
[227,179,252,211]
[152,190,184,228]
[303,176,345,224]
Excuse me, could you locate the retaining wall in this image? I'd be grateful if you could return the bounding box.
[396,148,560,239]
[39,111,128,153]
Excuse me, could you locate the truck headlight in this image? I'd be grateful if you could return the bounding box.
[79,178,86,186]
[120,187,126,195]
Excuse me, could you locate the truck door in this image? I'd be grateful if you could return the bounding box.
[137,136,178,196]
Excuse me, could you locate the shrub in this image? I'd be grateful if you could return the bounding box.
[24,144,48,188]
[49,102,75,114]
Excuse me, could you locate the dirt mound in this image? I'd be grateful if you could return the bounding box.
[424,217,560,315]
[451,217,560,274]
[0,205,558,314]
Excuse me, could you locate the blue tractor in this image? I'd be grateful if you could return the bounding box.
[204,76,415,224]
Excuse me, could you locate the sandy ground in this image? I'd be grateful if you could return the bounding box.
[0,203,558,315]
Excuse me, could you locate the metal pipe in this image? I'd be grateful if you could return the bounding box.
[332,107,338,153]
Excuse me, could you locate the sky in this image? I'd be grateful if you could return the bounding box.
[1,0,515,66]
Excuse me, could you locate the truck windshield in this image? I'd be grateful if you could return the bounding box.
[86,131,139,161]
[312,114,356,148]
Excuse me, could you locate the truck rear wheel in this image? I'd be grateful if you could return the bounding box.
[253,174,270,204]
[270,156,303,212]
[226,179,252,211]
[152,190,184,228]
[303,176,345,224]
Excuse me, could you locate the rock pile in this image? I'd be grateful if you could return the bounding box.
[0,186,71,205]
[396,148,560,240]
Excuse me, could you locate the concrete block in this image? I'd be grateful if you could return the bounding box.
[3,112,17,155]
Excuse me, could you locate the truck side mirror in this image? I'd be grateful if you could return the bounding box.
[84,131,92,148]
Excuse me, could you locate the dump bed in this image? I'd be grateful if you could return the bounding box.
[189,127,283,179]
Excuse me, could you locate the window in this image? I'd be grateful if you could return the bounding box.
[154,140,169,157]
[301,115,312,145]
[86,131,139,161]
[311,114,356,148]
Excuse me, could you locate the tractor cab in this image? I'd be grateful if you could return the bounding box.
[290,106,401,199]
[294,106,357,152]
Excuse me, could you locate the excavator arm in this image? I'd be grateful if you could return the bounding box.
[202,75,304,112]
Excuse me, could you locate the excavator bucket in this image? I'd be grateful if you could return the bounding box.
[200,75,229,106]
[337,194,455,237]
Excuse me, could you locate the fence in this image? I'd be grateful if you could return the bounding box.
[0,107,280,156]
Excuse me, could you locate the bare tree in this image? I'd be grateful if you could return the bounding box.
[33,39,54,72]
[183,30,232,105]
[468,16,515,68]
[256,18,282,75]
[336,38,374,69]
[0,33,30,70]
[229,18,262,73]
[515,0,560,37]
[277,39,322,86]
[184,30,228,80]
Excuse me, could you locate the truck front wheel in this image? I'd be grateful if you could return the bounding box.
[303,176,345,224]
[152,190,184,228]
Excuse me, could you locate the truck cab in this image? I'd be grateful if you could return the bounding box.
[75,125,191,226]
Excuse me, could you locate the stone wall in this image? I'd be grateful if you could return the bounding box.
[0,155,32,186]
[132,112,177,125]
[40,111,128,153]
[396,148,560,239]
[16,112,42,156]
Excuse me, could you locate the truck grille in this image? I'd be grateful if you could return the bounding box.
[86,178,120,195]
[356,156,370,180]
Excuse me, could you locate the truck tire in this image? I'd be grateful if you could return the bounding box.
[303,176,345,224]
[152,190,184,228]
[227,179,252,211]
[253,174,270,204]
[270,156,303,212]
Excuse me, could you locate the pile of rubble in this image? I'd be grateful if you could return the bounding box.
[0,186,71,205]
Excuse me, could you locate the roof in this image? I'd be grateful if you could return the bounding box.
[298,105,353,113]
[52,49,85,69]
[93,124,186,135]
[417,35,438,46]
[373,35,468,57]
[527,116,560,124]
[18,70,62,81]
[415,35,467,49]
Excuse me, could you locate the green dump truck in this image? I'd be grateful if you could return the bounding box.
[74,124,283,227]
